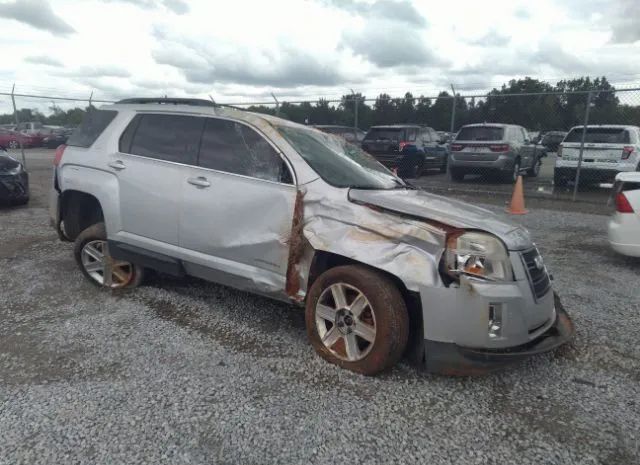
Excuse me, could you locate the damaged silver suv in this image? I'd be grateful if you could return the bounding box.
[50,98,573,375]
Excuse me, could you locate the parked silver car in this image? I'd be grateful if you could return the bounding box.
[50,98,573,375]
[449,123,544,182]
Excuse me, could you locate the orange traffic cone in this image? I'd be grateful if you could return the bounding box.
[506,175,528,215]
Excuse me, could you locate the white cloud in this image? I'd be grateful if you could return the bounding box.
[0,0,638,113]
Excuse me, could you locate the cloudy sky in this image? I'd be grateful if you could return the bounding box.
[0,0,638,112]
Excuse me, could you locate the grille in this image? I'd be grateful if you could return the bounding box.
[521,248,552,300]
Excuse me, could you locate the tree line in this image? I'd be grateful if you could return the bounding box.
[0,76,638,131]
[247,76,640,131]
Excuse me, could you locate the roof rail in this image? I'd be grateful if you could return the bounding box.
[116,98,216,107]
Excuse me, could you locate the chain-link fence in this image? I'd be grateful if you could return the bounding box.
[1,85,639,203]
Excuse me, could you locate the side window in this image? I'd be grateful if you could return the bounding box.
[521,129,528,142]
[122,114,203,165]
[343,131,356,143]
[199,118,293,184]
[429,129,439,142]
[406,128,417,142]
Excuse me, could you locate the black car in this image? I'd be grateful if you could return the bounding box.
[361,125,448,178]
[0,147,29,205]
[42,128,73,149]
[539,131,567,153]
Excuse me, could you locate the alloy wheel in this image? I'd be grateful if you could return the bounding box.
[315,283,377,362]
[80,240,134,288]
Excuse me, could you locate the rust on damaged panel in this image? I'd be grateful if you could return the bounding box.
[285,189,305,301]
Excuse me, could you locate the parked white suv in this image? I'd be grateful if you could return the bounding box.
[50,98,573,375]
[608,172,640,257]
[555,125,640,187]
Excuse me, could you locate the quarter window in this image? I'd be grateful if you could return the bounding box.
[198,118,292,184]
[122,114,203,165]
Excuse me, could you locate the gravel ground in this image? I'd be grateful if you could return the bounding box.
[0,150,639,464]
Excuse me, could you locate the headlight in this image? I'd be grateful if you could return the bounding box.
[444,231,513,282]
[3,164,23,175]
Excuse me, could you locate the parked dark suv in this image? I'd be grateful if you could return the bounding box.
[361,125,448,178]
[313,125,366,144]
[540,131,567,153]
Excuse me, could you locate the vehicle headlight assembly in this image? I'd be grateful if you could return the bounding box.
[444,232,513,282]
[4,164,23,175]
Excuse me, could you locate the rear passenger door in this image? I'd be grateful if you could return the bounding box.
[113,113,203,248]
[179,117,297,295]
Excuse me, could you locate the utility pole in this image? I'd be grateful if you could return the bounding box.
[450,84,456,134]
[350,88,358,130]
[10,84,27,168]
[271,93,280,117]
[572,91,593,201]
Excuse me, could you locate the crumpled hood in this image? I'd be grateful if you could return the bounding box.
[348,188,532,250]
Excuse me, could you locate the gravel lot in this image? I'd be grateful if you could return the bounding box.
[0,150,639,464]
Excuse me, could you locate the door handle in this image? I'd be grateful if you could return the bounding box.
[108,160,126,170]
[187,176,211,188]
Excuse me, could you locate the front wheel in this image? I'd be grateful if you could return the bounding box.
[8,140,19,149]
[305,265,409,375]
[74,222,145,289]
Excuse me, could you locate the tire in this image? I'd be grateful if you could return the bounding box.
[450,168,465,181]
[399,160,423,179]
[305,265,409,376]
[8,140,19,149]
[527,158,541,177]
[73,222,144,289]
[554,170,568,188]
[504,159,521,183]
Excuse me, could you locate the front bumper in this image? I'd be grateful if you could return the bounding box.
[423,293,574,375]
[554,165,636,184]
[0,172,29,204]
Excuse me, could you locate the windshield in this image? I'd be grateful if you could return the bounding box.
[277,125,403,189]
[564,127,630,144]
[456,126,505,141]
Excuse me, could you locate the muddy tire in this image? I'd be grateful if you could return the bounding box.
[73,222,144,289]
[450,168,465,181]
[305,265,409,375]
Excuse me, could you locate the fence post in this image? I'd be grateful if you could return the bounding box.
[349,89,359,130]
[271,93,280,117]
[10,84,27,168]
[449,84,456,134]
[572,91,593,201]
[88,90,93,110]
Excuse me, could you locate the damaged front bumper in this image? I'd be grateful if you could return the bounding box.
[423,293,574,375]
[0,172,29,204]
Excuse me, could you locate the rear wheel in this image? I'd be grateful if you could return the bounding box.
[504,159,521,183]
[305,265,409,375]
[527,158,541,177]
[74,222,145,289]
[450,168,465,181]
[554,170,568,188]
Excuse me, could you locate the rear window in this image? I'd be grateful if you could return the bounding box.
[66,110,117,147]
[564,128,630,144]
[456,126,505,141]
[364,128,410,142]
